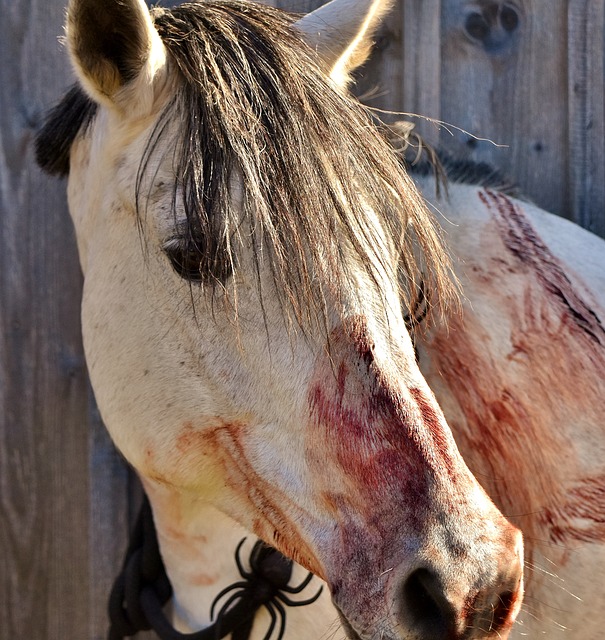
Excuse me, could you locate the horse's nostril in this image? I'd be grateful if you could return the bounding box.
[492,590,515,630]
[402,568,456,639]
[401,569,521,639]
[472,588,517,634]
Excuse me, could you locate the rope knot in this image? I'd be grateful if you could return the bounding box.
[108,499,323,640]
[108,499,173,638]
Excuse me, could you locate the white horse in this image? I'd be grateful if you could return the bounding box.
[138,150,605,640]
[141,158,605,640]
[34,0,526,638]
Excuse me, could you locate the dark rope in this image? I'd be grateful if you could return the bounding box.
[108,496,173,639]
[108,496,322,640]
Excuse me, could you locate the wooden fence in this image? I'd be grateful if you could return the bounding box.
[0,0,603,637]
[283,0,605,236]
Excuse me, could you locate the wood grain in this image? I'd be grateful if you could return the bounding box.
[0,0,86,635]
[356,0,605,226]
[569,0,605,236]
[0,0,130,637]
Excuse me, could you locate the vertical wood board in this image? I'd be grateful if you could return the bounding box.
[0,0,130,638]
[568,0,605,236]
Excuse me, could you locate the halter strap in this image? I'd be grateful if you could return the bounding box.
[108,496,321,640]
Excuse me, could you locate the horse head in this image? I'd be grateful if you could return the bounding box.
[37,0,523,637]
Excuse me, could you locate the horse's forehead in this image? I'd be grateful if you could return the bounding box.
[70,111,168,218]
[97,109,160,165]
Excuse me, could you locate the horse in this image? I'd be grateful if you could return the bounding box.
[82,152,605,640]
[94,151,605,640]
[34,0,525,638]
[99,150,605,640]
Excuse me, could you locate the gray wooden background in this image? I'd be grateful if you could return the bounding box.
[1,0,603,637]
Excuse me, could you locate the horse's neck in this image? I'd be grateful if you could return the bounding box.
[416,181,605,618]
[144,479,339,637]
[409,181,605,639]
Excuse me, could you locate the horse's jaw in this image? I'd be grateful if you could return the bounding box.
[140,481,340,636]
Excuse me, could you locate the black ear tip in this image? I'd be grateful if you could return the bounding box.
[33,85,98,177]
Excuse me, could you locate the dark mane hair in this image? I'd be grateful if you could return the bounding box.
[386,122,520,197]
[35,85,97,176]
[36,0,455,327]
[407,151,520,197]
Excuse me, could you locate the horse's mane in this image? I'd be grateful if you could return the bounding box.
[35,84,97,176]
[35,0,455,329]
[386,121,520,197]
[412,153,520,196]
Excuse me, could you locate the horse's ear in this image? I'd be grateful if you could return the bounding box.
[66,0,166,109]
[294,0,393,90]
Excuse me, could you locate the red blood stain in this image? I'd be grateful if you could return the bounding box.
[189,571,219,587]
[142,418,325,578]
[175,421,199,453]
[193,421,325,578]
[409,386,459,483]
[541,474,605,544]
[480,189,605,350]
[306,316,524,635]
[307,317,476,576]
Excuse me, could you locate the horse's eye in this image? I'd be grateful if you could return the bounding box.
[163,238,204,283]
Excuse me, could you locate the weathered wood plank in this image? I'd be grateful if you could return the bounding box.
[358,0,443,147]
[0,0,87,634]
[399,0,442,145]
[568,0,605,237]
[0,0,90,633]
[0,0,131,638]
[438,0,570,218]
[89,406,130,639]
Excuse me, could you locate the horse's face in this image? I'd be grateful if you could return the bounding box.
[45,0,524,637]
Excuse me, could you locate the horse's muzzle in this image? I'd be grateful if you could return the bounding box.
[399,559,523,638]
[336,525,524,640]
